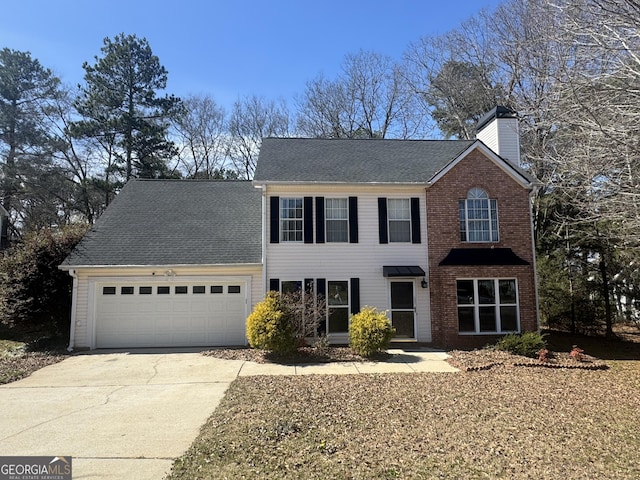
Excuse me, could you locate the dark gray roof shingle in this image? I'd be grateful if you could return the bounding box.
[253,138,476,183]
[62,180,261,267]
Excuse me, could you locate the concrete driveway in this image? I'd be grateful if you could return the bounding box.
[0,348,456,479]
[0,351,245,480]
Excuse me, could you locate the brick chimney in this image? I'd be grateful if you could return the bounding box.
[476,106,521,166]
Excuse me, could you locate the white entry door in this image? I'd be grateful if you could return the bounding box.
[390,281,415,339]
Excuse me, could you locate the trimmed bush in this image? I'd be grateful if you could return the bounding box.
[492,331,547,358]
[349,307,395,357]
[246,291,297,354]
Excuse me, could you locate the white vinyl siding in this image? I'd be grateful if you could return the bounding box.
[476,115,521,165]
[265,185,431,343]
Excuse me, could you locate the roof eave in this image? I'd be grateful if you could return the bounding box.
[59,262,263,270]
[252,180,430,186]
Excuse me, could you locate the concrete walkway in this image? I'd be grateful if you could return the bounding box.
[0,348,456,479]
[238,348,459,376]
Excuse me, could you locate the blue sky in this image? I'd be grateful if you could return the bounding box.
[2,0,502,111]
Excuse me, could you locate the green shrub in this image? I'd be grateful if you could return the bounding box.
[491,331,547,358]
[246,291,297,354]
[349,307,395,357]
[0,224,88,339]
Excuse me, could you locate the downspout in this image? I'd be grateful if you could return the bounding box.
[260,184,268,296]
[67,269,78,352]
[529,186,541,331]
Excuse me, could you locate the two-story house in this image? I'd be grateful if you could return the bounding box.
[61,107,539,350]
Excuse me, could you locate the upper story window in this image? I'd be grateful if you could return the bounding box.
[459,188,498,242]
[325,198,348,242]
[388,198,411,242]
[280,197,303,242]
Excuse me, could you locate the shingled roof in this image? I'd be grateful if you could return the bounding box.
[253,137,476,183]
[62,180,262,267]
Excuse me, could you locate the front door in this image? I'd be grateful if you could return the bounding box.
[390,281,415,338]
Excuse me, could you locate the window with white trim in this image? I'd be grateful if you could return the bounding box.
[459,188,498,242]
[327,280,349,333]
[325,198,348,242]
[388,198,411,242]
[280,197,303,242]
[457,279,519,333]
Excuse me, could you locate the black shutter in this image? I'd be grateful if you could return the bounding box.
[315,197,325,243]
[349,196,358,243]
[316,278,327,335]
[350,278,360,315]
[304,196,313,244]
[316,278,326,298]
[378,197,388,244]
[270,196,279,244]
[269,278,280,292]
[411,197,421,244]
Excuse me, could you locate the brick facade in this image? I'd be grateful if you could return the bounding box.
[426,149,538,348]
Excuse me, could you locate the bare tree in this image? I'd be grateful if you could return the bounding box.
[404,25,505,139]
[227,95,290,179]
[296,50,425,139]
[172,94,229,179]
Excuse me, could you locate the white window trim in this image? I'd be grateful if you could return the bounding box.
[387,198,412,243]
[325,197,349,243]
[459,189,499,243]
[326,279,350,334]
[457,278,520,335]
[387,279,417,340]
[280,197,304,243]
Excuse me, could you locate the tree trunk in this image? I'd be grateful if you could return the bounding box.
[599,253,614,337]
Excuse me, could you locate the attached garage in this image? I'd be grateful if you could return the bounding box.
[94,280,248,348]
[60,180,263,350]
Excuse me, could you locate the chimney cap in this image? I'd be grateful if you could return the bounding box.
[476,106,517,132]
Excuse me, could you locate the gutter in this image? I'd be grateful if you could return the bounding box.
[260,184,268,296]
[58,262,263,270]
[67,269,78,352]
[529,186,542,331]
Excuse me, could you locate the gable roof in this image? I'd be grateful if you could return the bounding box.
[254,138,476,184]
[430,141,537,188]
[62,180,262,267]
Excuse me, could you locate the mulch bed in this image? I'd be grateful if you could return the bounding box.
[446,348,608,371]
[203,346,375,364]
[204,346,608,371]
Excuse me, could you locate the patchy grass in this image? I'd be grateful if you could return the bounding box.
[169,331,640,480]
[0,337,68,385]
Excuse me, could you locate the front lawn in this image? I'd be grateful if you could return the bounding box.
[168,332,640,480]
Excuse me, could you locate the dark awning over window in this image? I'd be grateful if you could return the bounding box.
[383,265,426,277]
[439,248,530,266]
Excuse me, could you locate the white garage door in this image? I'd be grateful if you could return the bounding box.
[95,281,247,348]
